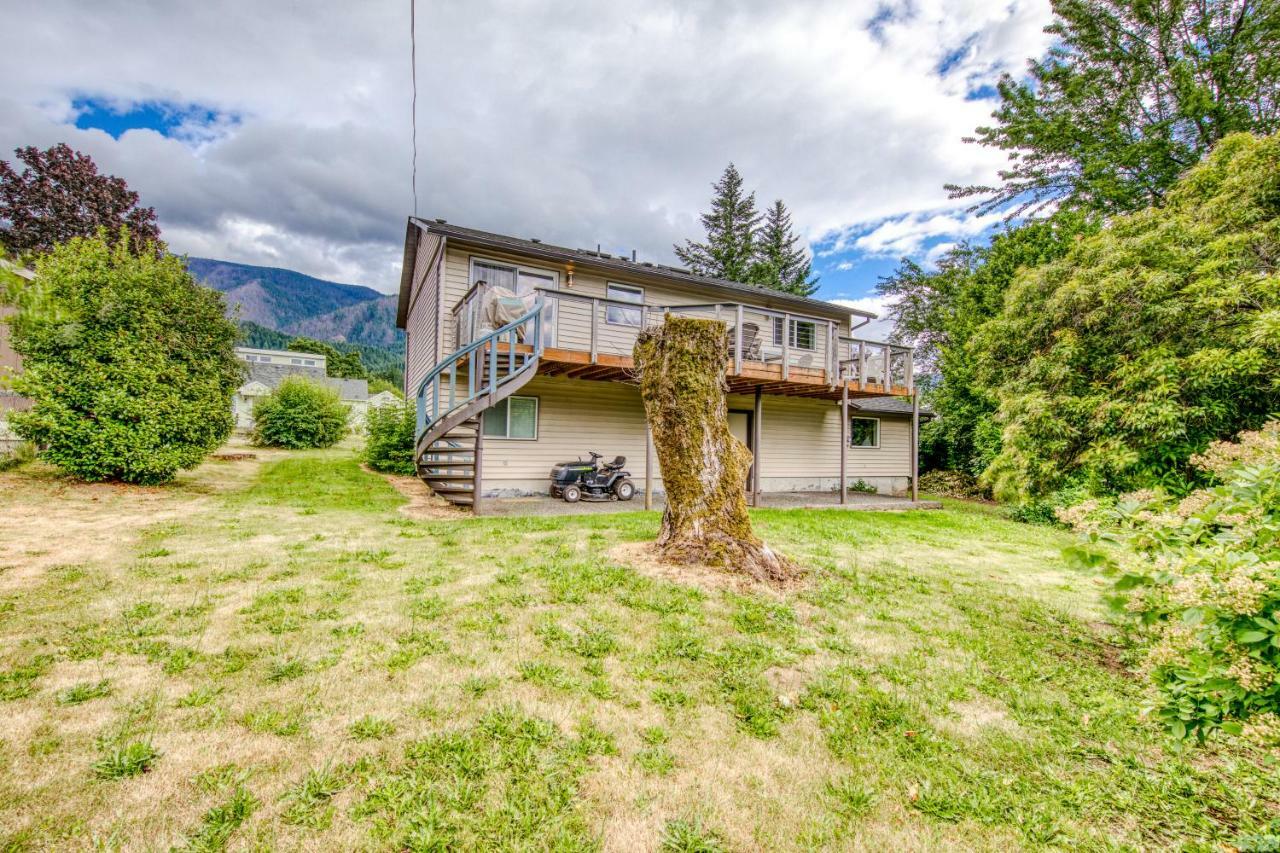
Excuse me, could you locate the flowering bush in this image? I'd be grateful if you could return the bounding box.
[1059,422,1280,745]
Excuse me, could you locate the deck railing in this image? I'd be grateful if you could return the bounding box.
[450,283,912,392]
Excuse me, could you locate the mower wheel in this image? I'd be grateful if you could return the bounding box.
[562,485,582,503]
[613,479,635,501]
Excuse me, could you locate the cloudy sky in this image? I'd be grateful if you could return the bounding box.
[2,0,1053,323]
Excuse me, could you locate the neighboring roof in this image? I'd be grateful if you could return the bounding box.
[850,396,935,419]
[234,345,327,363]
[320,377,369,402]
[397,217,874,328]
[0,258,36,281]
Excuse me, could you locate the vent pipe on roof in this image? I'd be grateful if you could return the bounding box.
[632,249,637,262]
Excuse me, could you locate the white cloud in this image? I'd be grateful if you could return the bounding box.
[831,296,897,342]
[0,0,1054,291]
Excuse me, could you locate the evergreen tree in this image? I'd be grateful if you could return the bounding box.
[748,199,817,296]
[674,163,760,282]
[951,0,1280,216]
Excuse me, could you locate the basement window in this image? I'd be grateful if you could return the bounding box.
[772,317,816,350]
[849,416,879,448]
[483,396,538,440]
[605,283,644,326]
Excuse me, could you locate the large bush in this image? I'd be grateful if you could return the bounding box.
[363,397,415,476]
[8,232,241,484]
[1060,422,1280,745]
[251,378,349,449]
[975,132,1280,500]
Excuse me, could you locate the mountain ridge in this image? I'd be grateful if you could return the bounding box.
[185,257,404,352]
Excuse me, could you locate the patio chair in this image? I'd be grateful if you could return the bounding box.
[728,322,762,361]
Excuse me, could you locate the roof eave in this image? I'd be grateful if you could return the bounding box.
[412,218,873,324]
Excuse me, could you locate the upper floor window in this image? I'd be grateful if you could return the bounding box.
[605,283,644,326]
[849,416,879,448]
[772,317,816,350]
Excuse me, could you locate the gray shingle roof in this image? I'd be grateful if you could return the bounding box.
[850,396,934,418]
[398,217,873,327]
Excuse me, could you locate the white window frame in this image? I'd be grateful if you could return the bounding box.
[772,317,817,351]
[483,395,539,441]
[848,416,880,449]
[468,256,559,347]
[605,283,645,327]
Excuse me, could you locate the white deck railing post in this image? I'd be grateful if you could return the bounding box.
[781,313,791,380]
[590,298,599,364]
[734,304,744,375]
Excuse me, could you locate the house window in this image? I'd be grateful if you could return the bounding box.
[605,283,644,326]
[849,416,879,448]
[291,358,302,364]
[258,355,272,363]
[772,317,816,350]
[304,359,316,366]
[483,396,538,440]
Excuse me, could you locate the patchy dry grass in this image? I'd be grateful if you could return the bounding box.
[0,447,1276,851]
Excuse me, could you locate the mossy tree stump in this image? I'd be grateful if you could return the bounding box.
[633,316,798,584]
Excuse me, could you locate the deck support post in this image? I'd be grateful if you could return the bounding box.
[840,383,848,505]
[911,388,920,503]
[473,426,484,516]
[644,421,654,511]
[752,385,762,507]
[883,344,891,393]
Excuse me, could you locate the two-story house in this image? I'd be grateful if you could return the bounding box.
[396,218,925,511]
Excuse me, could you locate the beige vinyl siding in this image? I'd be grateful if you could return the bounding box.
[404,230,443,394]
[437,245,853,360]
[480,376,913,494]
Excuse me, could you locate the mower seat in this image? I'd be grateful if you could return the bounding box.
[607,456,626,469]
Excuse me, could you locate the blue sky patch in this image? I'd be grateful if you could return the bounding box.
[72,97,232,140]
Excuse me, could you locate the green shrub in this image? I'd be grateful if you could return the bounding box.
[846,479,877,495]
[363,398,415,475]
[7,231,241,484]
[251,378,348,449]
[1060,421,1280,745]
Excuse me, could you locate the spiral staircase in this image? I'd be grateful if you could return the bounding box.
[413,302,544,510]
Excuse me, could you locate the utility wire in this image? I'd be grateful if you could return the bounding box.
[410,0,418,217]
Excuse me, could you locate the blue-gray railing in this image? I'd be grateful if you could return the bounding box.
[415,299,545,444]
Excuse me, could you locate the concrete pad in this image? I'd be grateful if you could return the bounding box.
[478,490,940,517]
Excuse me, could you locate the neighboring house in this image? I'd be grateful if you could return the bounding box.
[367,389,402,410]
[0,260,34,453]
[396,218,928,510]
[232,346,370,430]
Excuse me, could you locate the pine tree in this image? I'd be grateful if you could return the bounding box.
[674,163,760,282]
[749,199,817,297]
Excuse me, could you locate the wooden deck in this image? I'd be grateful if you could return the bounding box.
[465,342,910,400]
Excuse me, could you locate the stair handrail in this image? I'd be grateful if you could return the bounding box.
[415,298,544,444]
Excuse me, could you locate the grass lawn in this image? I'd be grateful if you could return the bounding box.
[0,447,1276,851]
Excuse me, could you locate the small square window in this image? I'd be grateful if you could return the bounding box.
[849,417,879,448]
[483,396,538,439]
[772,318,816,350]
[605,284,644,327]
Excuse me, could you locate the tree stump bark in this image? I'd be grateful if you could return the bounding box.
[633,316,799,584]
